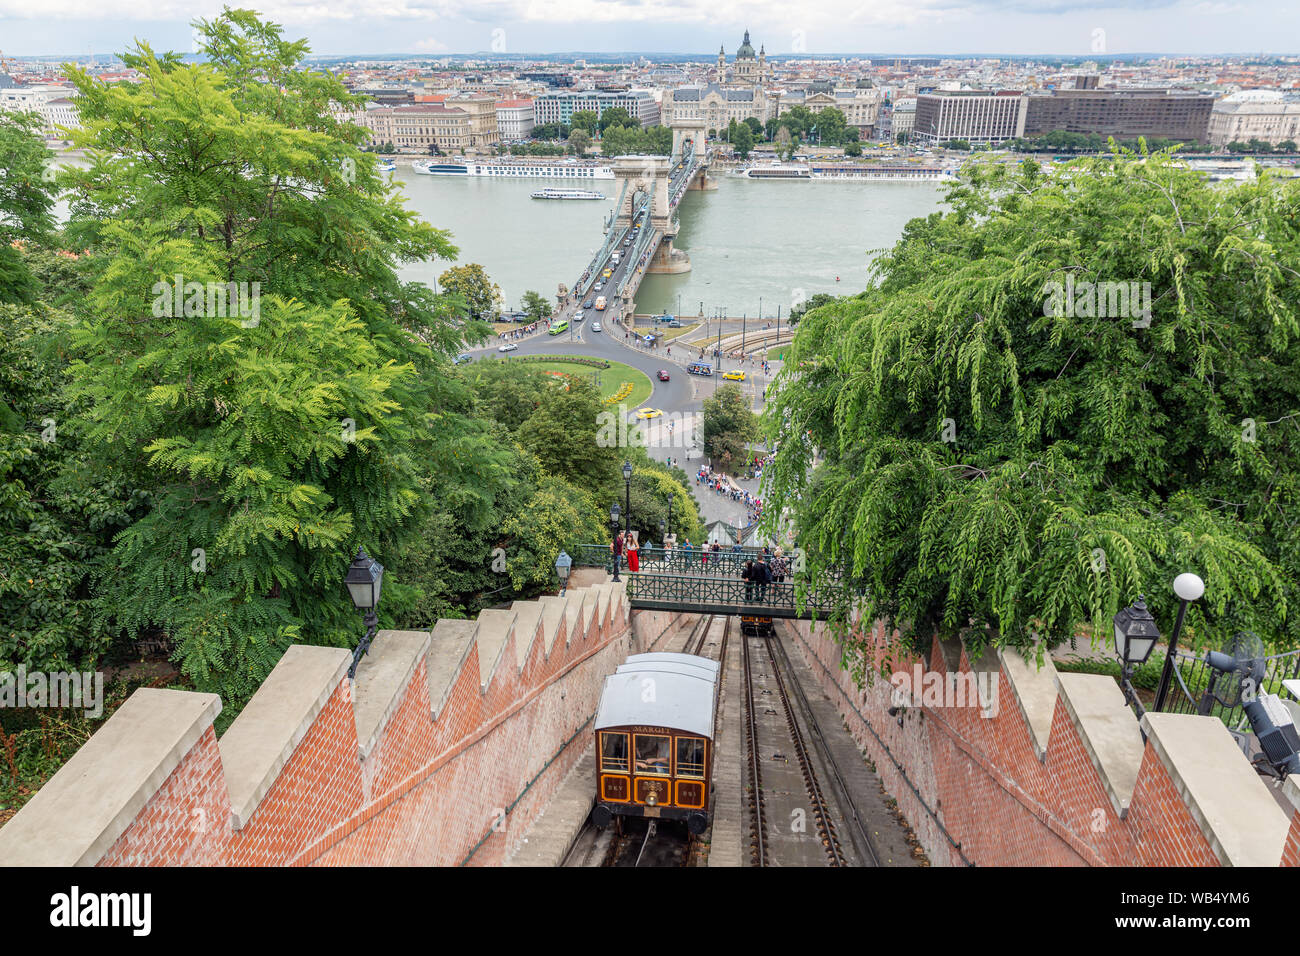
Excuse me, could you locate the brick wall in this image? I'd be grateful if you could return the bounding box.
[0,581,689,867]
[785,617,1296,867]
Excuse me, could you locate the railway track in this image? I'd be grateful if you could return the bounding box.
[742,628,879,867]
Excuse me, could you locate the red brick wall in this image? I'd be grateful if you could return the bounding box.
[786,618,1289,867]
[86,594,686,867]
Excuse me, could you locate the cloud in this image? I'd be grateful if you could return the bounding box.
[413,35,450,50]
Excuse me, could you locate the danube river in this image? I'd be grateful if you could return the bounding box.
[390,162,946,318]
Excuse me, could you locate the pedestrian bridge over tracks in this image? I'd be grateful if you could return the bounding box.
[568,544,845,620]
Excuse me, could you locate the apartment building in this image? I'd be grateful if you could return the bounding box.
[495,98,535,140]
[1024,88,1214,143]
[913,90,1027,146]
[533,89,660,127]
[1208,90,1300,147]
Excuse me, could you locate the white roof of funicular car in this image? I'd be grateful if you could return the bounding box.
[595,663,717,739]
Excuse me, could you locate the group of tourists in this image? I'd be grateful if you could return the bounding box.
[610,530,641,572]
[740,548,789,602]
[498,324,539,342]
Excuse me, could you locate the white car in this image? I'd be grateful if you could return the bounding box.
[574,311,584,323]
[498,342,518,352]
[591,322,602,332]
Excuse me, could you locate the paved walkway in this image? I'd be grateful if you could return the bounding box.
[503,748,595,867]
[706,617,745,866]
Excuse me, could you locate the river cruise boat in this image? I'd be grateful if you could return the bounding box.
[809,164,957,182]
[734,163,812,179]
[412,160,615,180]
[531,187,606,200]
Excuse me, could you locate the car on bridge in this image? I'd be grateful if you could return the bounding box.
[583,298,594,309]
[657,369,670,381]
[498,342,518,352]
[602,269,612,279]
[591,322,602,332]
[636,407,664,419]
[722,370,746,381]
[574,311,584,323]
[594,282,604,292]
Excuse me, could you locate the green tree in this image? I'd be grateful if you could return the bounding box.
[569,110,599,133]
[62,9,478,720]
[702,384,758,472]
[814,107,848,146]
[844,141,863,157]
[743,117,764,138]
[732,124,755,160]
[765,151,1300,680]
[598,107,633,132]
[567,128,592,157]
[0,112,58,304]
[521,290,551,324]
[439,263,503,319]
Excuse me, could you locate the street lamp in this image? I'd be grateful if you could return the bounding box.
[1114,595,1161,724]
[610,502,621,582]
[622,460,633,534]
[1153,573,1205,712]
[555,550,573,596]
[345,547,384,679]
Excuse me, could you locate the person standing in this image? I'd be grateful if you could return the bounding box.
[741,560,755,603]
[626,531,640,573]
[611,530,624,576]
[755,557,772,604]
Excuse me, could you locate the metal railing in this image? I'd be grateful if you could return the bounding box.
[623,572,843,619]
[1158,645,1300,730]
[571,543,783,575]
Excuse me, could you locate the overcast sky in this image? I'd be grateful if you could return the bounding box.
[0,0,1296,58]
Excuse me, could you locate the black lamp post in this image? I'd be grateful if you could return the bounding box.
[1114,595,1161,726]
[345,547,384,679]
[610,502,621,582]
[1153,573,1205,713]
[622,460,633,534]
[555,550,572,596]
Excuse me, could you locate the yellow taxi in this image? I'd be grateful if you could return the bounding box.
[722,370,746,381]
[601,269,613,279]
[635,407,664,420]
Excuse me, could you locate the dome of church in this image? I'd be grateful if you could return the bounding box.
[736,30,756,59]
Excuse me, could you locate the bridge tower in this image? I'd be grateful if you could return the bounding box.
[613,154,672,234]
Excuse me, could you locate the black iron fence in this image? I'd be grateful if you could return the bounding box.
[1159,646,1300,730]
[571,543,785,576]
[623,572,844,619]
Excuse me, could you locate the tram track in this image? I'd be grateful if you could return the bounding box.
[741,626,878,867]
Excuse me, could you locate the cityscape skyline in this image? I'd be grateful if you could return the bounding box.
[0,1,1298,58]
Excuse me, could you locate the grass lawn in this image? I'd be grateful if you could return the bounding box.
[764,343,792,360]
[654,323,701,341]
[523,358,655,410]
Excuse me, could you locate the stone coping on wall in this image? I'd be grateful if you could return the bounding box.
[996,645,1058,760]
[0,688,222,866]
[219,645,352,830]
[1140,711,1290,867]
[1054,672,1146,818]
[353,629,432,759]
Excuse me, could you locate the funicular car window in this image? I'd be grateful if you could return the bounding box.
[675,736,706,778]
[601,732,629,773]
[634,734,671,776]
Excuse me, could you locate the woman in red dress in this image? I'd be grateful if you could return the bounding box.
[626,531,640,572]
